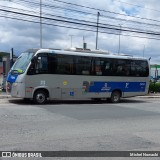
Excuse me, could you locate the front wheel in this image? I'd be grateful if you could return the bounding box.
[33,90,47,104]
[110,91,121,103]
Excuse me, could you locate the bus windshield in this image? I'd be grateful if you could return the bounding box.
[11,52,34,74]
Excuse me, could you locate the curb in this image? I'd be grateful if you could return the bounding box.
[137,93,160,98]
[137,96,160,98]
[0,94,11,99]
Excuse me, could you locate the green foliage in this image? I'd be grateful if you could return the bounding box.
[149,82,160,93]
[0,52,9,57]
[0,52,9,62]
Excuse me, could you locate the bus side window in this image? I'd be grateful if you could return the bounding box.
[36,56,48,73]
[114,59,130,76]
[75,56,91,75]
[54,54,74,75]
[94,58,102,76]
[48,55,57,74]
[102,59,113,76]
[95,66,102,75]
[130,60,148,77]
[27,63,36,75]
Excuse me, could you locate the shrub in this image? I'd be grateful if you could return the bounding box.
[149,82,160,93]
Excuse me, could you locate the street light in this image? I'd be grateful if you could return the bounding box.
[143,45,145,57]
[69,35,74,48]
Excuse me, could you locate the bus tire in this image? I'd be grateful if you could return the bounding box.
[33,90,47,104]
[110,91,121,103]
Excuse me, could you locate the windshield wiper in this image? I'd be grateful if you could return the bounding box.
[11,69,24,74]
[16,56,22,60]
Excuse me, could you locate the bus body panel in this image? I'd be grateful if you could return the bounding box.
[11,74,26,98]
[15,74,149,100]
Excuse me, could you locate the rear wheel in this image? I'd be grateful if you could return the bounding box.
[33,90,47,104]
[110,91,121,103]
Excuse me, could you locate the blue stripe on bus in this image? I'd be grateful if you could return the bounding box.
[86,82,146,93]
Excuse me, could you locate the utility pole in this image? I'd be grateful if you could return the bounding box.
[96,12,100,50]
[40,0,42,48]
[118,24,121,55]
[10,48,14,68]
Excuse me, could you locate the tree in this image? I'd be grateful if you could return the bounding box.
[0,52,9,62]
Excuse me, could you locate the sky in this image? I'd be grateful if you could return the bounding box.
[0,0,160,65]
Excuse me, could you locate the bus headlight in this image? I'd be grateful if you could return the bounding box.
[13,82,17,87]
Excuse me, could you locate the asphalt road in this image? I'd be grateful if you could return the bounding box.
[0,97,160,160]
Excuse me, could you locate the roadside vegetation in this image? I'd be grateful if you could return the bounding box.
[149,81,160,93]
[0,52,9,58]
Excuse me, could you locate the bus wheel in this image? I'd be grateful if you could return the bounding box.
[110,91,121,103]
[33,90,47,104]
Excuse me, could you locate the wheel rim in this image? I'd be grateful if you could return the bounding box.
[113,94,119,102]
[111,91,120,103]
[36,93,45,104]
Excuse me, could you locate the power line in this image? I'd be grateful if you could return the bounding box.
[1,8,160,36]
[5,0,160,33]
[1,5,160,37]
[1,14,160,41]
[1,4,160,33]
[11,0,160,25]
[51,0,160,23]
[1,0,160,42]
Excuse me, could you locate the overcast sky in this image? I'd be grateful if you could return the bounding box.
[0,0,160,65]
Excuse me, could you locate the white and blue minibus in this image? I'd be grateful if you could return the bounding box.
[6,48,150,104]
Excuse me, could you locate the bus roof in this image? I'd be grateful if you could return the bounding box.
[30,48,148,61]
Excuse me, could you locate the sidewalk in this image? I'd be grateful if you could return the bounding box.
[0,91,11,99]
[137,93,160,98]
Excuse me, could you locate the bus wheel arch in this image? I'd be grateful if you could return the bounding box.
[110,89,122,103]
[33,88,49,104]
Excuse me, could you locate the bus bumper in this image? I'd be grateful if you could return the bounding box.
[11,82,26,98]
